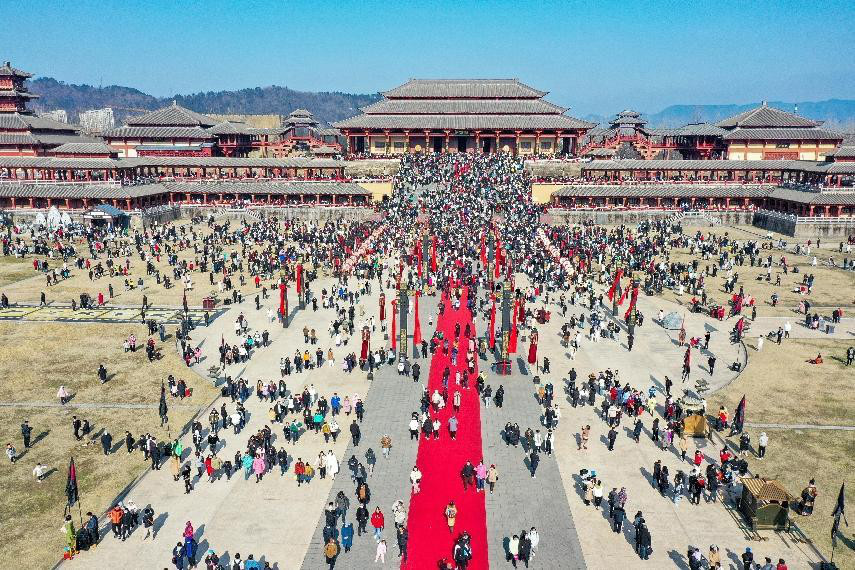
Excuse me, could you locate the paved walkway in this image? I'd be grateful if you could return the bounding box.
[0,303,212,324]
[64,273,378,569]
[0,401,202,410]
[744,422,855,431]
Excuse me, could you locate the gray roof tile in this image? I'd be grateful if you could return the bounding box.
[716,105,819,128]
[126,103,217,127]
[334,113,594,130]
[382,79,546,99]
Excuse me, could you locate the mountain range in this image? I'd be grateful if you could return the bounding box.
[26,77,855,132]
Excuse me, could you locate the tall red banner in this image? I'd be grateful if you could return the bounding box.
[430,236,437,273]
[508,298,519,353]
[391,300,398,351]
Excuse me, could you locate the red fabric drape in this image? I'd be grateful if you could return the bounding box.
[480,234,487,268]
[607,269,624,301]
[508,299,519,354]
[413,292,422,345]
[430,236,437,273]
[527,335,538,365]
[296,263,303,296]
[379,295,386,321]
[624,286,639,321]
[391,300,398,351]
[416,240,423,277]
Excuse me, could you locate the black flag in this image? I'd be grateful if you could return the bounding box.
[733,395,746,433]
[66,457,79,507]
[831,482,847,545]
[159,383,168,420]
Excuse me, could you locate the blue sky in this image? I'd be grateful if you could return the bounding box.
[3,0,854,115]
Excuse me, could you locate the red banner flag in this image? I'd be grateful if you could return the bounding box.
[624,285,639,321]
[412,292,422,345]
[617,282,629,306]
[607,269,624,301]
[480,234,487,268]
[509,298,519,354]
[430,236,437,273]
[379,293,386,322]
[391,300,398,351]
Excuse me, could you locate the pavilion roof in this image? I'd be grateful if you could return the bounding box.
[676,123,727,137]
[125,102,217,127]
[0,156,344,170]
[0,61,32,78]
[721,127,842,141]
[360,98,567,115]
[382,79,546,99]
[716,104,819,128]
[101,126,216,140]
[740,478,794,502]
[333,113,594,131]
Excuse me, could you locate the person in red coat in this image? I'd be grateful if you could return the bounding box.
[528,328,539,365]
[370,507,385,541]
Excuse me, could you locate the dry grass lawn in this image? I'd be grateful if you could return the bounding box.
[0,322,218,567]
[710,337,855,567]
[661,225,855,317]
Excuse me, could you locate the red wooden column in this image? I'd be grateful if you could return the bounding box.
[423,131,430,152]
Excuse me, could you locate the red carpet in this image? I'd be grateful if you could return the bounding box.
[403,286,488,569]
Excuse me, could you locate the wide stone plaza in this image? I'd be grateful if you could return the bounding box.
[0,150,851,570]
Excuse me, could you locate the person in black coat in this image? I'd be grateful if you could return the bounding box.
[637,524,652,560]
[100,430,113,455]
[517,531,532,568]
[355,504,369,536]
[528,451,539,478]
[612,505,625,533]
[350,420,361,446]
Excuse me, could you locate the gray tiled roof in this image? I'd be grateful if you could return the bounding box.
[721,127,842,140]
[50,142,118,155]
[0,183,167,199]
[0,156,344,170]
[163,181,368,195]
[360,98,567,115]
[334,113,594,130]
[382,79,546,99]
[0,113,80,132]
[126,103,217,127]
[123,157,344,169]
[554,184,775,199]
[33,133,95,146]
[829,146,855,158]
[716,105,819,128]
[0,133,38,145]
[583,159,827,171]
[102,126,215,139]
[0,62,32,78]
[207,121,253,135]
[677,123,727,137]
[0,89,37,99]
[768,187,855,205]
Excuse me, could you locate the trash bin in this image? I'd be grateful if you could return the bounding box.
[202,297,215,310]
[826,324,835,334]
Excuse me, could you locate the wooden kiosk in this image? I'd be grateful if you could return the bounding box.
[739,477,793,531]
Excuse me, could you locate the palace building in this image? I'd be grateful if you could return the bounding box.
[102,102,217,157]
[334,79,594,156]
[716,103,843,160]
[0,61,90,156]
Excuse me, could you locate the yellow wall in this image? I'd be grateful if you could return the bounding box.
[531,183,565,204]
[358,181,393,202]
